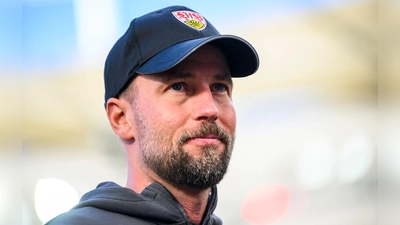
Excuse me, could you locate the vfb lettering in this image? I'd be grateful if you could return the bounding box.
[175,11,204,22]
[172,10,207,30]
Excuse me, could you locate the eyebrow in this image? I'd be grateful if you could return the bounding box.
[156,72,233,86]
[214,74,233,86]
[157,72,193,82]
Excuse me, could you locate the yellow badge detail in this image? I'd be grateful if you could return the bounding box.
[184,20,205,30]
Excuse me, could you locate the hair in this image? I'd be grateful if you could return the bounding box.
[118,78,138,103]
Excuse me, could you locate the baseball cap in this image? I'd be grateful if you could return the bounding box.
[104,5,259,105]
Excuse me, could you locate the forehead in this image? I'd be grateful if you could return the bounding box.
[158,44,230,79]
[132,44,231,87]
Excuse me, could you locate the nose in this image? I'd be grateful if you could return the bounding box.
[191,90,219,122]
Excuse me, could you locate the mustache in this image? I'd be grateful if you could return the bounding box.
[178,123,232,146]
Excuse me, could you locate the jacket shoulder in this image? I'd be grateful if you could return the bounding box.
[45,207,154,225]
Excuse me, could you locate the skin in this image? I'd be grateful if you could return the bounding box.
[106,44,236,224]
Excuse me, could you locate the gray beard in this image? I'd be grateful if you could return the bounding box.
[135,111,234,189]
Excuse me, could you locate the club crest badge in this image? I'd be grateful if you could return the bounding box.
[172,11,207,31]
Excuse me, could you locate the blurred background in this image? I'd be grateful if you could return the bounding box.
[1,0,397,224]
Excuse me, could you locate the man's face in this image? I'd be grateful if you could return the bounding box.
[129,44,236,189]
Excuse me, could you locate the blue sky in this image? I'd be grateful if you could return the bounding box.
[0,0,362,76]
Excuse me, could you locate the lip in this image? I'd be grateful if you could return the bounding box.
[196,134,219,139]
[186,135,222,145]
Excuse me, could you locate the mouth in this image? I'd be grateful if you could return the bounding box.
[185,134,223,145]
[179,123,230,148]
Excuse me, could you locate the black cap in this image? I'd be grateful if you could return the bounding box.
[104,5,259,105]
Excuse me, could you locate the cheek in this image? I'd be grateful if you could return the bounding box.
[229,108,237,132]
[220,101,237,132]
[140,100,185,130]
[162,111,182,126]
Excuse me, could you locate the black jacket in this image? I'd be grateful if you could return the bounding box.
[45,181,222,225]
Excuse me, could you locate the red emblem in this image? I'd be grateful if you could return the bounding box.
[172,11,207,30]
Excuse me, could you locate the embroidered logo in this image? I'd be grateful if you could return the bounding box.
[172,11,207,31]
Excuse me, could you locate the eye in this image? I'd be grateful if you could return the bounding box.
[171,82,184,91]
[211,83,228,92]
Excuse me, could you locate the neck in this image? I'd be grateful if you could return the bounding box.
[126,164,211,224]
[162,182,211,224]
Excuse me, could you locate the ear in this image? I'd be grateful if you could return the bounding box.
[106,98,135,141]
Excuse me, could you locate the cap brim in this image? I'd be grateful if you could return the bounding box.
[135,35,259,77]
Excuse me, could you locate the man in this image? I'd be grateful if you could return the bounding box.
[46,5,259,225]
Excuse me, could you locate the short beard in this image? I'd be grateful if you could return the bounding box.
[134,105,234,189]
